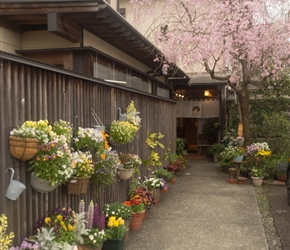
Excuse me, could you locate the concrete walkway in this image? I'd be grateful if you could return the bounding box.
[124,160,268,250]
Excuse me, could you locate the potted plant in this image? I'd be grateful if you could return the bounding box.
[79,228,106,250]
[109,101,141,146]
[10,238,40,250]
[144,132,165,168]
[152,168,172,183]
[128,178,155,208]
[91,149,119,188]
[52,119,73,144]
[103,203,133,221]
[142,176,165,204]
[117,152,142,180]
[176,137,187,156]
[208,143,225,162]
[0,214,14,250]
[123,196,145,231]
[220,145,245,163]
[276,161,288,181]
[9,119,51,161]
[66,150,94,195]
[74,127,108,153]
[235,136,245,146]
[102,216,128,250]
[28,136,74,192]
[34,207,88,249]
[251,167,265,186]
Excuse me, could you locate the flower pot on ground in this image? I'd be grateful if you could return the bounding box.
[128,178,156,208]
[34,207,87,249]
[123,196,145,231]
[208,143,225,163]
[252,177,263,186]
[152,168,172,183]
[79,227,106,250]
[276,161,288,181]
[102,216,128,250]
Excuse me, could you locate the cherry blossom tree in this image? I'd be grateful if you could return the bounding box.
[129,0,290,145]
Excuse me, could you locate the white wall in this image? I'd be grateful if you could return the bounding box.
[0,28,22,54]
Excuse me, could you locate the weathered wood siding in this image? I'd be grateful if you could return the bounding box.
[0,53,176,245]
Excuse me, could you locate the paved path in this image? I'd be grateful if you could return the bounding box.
[124,160,268,250]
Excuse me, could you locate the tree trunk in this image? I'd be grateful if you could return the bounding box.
[237,85,250,146]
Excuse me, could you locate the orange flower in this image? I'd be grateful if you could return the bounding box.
[123,201,131,207]
[101,154,106,159]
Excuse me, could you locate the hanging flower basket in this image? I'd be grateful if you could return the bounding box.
[117,167,134,180]
[66,177,90,195]
[30,172,59,193]
[9,136,40,161]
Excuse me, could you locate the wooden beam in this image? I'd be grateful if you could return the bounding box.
[47,13,81,43]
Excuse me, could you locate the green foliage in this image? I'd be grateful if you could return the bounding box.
[152,168,172,182]
[208,143,225,156]
[103,203,133,220]
[144,132,165,168]
[176,137,187,156]
[202,118,220,143]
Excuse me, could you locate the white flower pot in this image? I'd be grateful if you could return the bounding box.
[117,168,134,180]
[252,177,263,187]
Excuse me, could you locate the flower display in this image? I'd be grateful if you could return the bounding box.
[105,216,128,239]
[251,167,265,178]
[52,119,73,144]
[118,152,142,171]
[128,178,155,207]
[70,151,94,178]
[125,101,141,128]
[0,214,14,250]
[124,197,145,214]
[34,207,88,249]
[82,228,106,248]
[220,146,245,160]
[143,176,165,189]
[152,168,172,183]
[28,136,74,186]
[10,238,40,250]
[91,150,119,187]
[246,142,271,156]
[109,120,138,145]
[277,161,288,175]
[74,127,108,151]
[10,119,52,143]
[103,203,133,220]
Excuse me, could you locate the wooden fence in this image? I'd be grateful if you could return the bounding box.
[0,52,176,245]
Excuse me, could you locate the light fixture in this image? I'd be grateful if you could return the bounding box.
[204,90,210,96]
[192,106,200,113]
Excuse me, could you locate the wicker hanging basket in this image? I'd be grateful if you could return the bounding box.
[9,136,40,161]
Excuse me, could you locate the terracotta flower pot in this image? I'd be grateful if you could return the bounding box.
[129,210,145,231]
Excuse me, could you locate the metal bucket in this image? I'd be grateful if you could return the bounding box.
[5,168,26,200]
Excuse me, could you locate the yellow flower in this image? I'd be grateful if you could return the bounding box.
[68,224,75,231]
[107,220,113,227]
[44,217,51,224]
[57,215,63,221]
[113,220,119,227]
